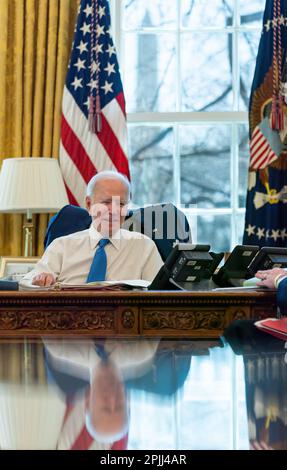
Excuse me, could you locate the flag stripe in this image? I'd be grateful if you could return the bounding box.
[65,183,79,207]
[97,112,130,177]
[250,141,269,164]
[250,134,266,155]
[250,141,270,167]
[58,400,87,449]
[249,124,279,170]
[116,91,126,117]
[58,399,128,450]
[62,87,116,174]
[250,128,263,150]
[252,147,277,169]
[60,142,87,206]
[250,439,273,450]
[61,114,97,183]
[102,98,128,156]
[70,425,94,451]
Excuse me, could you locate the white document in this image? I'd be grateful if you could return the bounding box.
[20,279,151,291]
[212,285,269,292]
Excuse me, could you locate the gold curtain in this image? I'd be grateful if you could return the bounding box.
[0,0,79,256]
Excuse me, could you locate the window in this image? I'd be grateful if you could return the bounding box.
[128,344,249,450]
[112,0,265,251]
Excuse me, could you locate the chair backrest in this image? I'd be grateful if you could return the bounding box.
[125,346,192,396]
[44,203,192,261]
[44,205,92,249]
[123,203,191,260]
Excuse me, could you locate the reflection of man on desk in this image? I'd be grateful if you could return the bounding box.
[44,338,159,449]
[21,171,163,288]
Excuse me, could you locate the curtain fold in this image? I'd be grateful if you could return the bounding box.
[0,0,79,256]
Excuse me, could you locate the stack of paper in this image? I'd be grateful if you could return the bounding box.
[55,280,150,291]
[20,279,150,291]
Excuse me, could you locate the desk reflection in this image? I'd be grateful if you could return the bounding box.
[224,319,287,450]
[0,331,285,450]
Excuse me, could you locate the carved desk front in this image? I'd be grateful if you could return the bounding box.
[0,290,277,338]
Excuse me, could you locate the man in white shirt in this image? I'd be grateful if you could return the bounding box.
[21,171,163,287]
[44,338,159,448]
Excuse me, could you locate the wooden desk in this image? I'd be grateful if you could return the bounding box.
[0,289,277,338]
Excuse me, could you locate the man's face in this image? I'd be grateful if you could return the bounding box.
[86,179,129,237]
[88,362,127,437]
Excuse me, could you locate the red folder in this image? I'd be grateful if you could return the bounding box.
[255,317,287,341]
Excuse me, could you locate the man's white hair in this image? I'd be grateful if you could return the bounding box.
[85,411,129,445]
[86,171,131,199]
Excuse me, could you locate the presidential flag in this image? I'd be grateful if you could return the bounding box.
[243,0,287,247]
[60,0,130,207]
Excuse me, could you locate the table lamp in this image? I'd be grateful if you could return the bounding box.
[0,158,69,256]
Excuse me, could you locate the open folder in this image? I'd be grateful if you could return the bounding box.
[20,279,151,291]
[255,317,287,341]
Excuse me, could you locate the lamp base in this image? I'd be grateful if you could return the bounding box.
[23,216,33,257]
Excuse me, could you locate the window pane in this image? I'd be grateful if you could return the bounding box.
[124,33,176,112]
[180,125,231,208]
[239,0,264,27]
[193,214,231,252]
[181,0,234,28]
[128,125,174,206]
[238,31,261,111]
[123,0,177,30]
[179,401,232,449]
[238,123,249,208]
[181,33,233,111]
[235,212,246,245]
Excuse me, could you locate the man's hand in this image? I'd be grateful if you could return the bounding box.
[255,268,287,289]
[32,273,56,287]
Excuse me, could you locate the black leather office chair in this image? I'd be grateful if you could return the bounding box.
[44,203,192,261]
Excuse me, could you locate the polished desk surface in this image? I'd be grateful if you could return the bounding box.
[0,289,281,449]
[0,330,285,450]
[0,289,278,337]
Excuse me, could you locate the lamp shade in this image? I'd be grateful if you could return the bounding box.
[0,158,69,213]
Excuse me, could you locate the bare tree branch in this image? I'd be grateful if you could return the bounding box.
[150,47,175,110]
[125,0,136,9]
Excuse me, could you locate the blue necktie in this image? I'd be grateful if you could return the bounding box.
[86,239,110,282]
[95,343,109,362]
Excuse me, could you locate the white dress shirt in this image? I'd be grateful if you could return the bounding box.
[44,338,160,382]
[21,225,163,286]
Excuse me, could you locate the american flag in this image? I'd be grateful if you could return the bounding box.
[250,439,273,450]
[249,125,278,170]
[60,0,130,207]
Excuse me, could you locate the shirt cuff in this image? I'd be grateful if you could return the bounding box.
[274,275,287,289]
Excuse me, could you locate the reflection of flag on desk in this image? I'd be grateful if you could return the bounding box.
[60,0,130,207]
[244,353,287,450]
[250,439,273,450]
[243,0,287,247]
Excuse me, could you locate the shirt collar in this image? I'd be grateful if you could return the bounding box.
[89,224,121,251]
